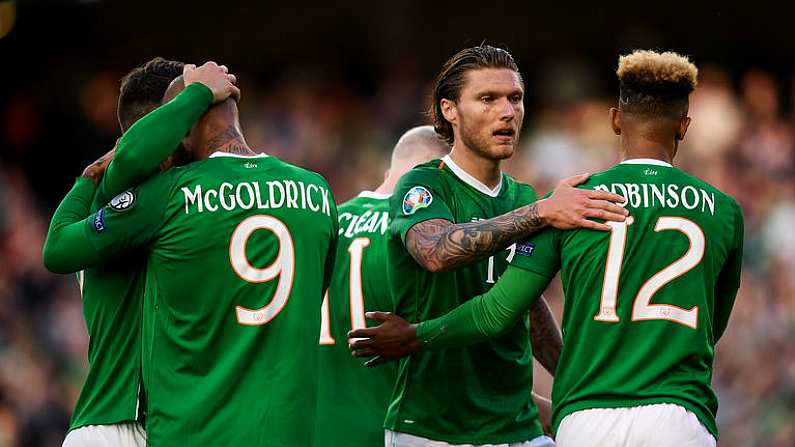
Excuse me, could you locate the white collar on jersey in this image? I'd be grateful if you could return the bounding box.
[441,154,503,197]
[358,191,391,199]
[209,151,269,159]
[620,158,673,168]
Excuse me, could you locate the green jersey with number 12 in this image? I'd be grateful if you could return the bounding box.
[511,159,744,437]
[316,191,396,447]
[83,152,338,447]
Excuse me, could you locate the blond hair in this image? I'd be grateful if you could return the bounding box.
[617,50,697,117]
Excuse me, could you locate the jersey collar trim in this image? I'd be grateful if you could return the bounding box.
[620,158,672,168]
[441,155,503,197]
[209,151,269,159]
[358,191,391,199]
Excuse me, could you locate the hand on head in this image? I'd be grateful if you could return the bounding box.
[183,61,241,104]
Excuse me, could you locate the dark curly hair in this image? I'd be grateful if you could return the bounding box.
[118,57,184,131]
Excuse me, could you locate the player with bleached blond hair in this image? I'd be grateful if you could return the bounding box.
[350,50,743,447]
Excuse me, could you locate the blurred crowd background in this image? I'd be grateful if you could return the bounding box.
[0,1,793,446]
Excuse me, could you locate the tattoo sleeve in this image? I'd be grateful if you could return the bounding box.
[529,295,562,376]
[405,202,544,272]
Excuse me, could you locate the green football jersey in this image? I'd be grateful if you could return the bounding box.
[316,191,396,447]
[511,159,744,438]
[83,153,338,447]
[68,83,213,430]
[385,156,543,444]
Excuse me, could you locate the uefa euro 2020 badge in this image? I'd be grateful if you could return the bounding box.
[109,190,136,211]
[402,186,433,216]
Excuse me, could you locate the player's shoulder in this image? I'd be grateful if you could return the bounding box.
[267,155,333,187]
[500,173,536,198]
[137,164,192,192]
[673,168,741,212]
[338,192,391,214]
[580,164,627,187]
[338,196,366,214]
[589,163,742,215]
[398,159,446,184]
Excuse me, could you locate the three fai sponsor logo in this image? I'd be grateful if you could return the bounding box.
[402,186,433,216]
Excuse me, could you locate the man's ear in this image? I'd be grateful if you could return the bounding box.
[609,107,621,135]
[441,98,457,126]
[677,116,692,141]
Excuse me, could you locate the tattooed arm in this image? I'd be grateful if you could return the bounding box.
[406,205,542,273]
[530,295,562,376]
[405,174,628,273]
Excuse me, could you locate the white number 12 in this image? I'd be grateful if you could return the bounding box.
[595,216,704,329]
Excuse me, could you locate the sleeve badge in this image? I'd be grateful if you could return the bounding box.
[109,190,136,211]
[515,241,535,257]
[402,186,433,216]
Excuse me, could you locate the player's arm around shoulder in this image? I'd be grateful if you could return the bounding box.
[99,62,236,203]
[45,169,180,273]
[88,168,183,258]
[42,176,100,273]
[347,264,551,366]
[401,171,627,273]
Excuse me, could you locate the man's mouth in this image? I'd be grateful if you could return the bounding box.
[493,128,515,142]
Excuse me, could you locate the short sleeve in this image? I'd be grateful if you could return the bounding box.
[389,167,454,243]
[515,182,538,205]
[84,170,178,258]
[509,227,562,278]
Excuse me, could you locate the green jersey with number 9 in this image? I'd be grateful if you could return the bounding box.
[511,159,744,438]
[83,152,338,447]
[316,191,396,447]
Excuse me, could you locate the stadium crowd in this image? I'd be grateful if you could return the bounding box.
[0,61,793,447]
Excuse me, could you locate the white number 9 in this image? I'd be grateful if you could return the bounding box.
[229,215,295,326]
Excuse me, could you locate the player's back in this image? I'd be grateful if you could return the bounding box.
[545,159,743,436]
[316,192,397,447]
[141,153,338,446]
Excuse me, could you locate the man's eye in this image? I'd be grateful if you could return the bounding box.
[510,95,522,103]
[481,96,493,103]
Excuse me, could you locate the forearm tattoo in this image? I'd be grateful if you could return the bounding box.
[529,296,562,376]
[405,203,544,272]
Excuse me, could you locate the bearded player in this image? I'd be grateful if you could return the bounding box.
[44,72,338,446]
[357,45,627,447]
[351,51,742,447]
[44,59,237,447]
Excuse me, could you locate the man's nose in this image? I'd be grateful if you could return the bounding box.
[498,98,515,121]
